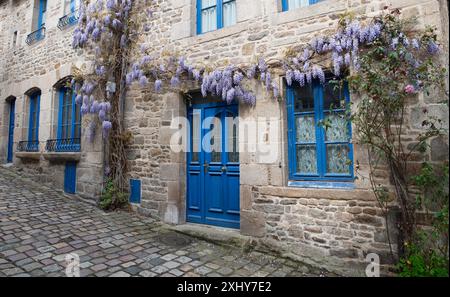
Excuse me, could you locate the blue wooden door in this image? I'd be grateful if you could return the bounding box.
[187,102,240,229]
[64,161,77,194]
[7,99,15,163]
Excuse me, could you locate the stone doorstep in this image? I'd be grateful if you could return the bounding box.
[169,223,340,276]
[169,223,254,250]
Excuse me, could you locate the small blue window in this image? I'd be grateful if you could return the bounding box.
[197,0,236,34]
[286,78,354,182]
[282,0,320,11]
[38,0,48,28]
[28,91,41,147]
[57,86,81,151]
[130,179,141,204]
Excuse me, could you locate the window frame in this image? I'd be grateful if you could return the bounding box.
[28,92,41,143]
[196,0,236,35]
[286,79,354,182]
[57,86,81,149]
[281,0,319,12]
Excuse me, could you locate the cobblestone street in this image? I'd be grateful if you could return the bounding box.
[0,167,326,277]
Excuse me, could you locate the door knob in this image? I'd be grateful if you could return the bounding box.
[221,166,227,172]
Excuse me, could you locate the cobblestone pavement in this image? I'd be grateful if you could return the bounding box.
[0,166,327,277]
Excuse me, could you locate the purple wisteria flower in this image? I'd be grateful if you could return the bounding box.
[427,41,439,55]
[154,80,162,92]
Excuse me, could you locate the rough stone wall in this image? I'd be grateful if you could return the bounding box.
[124,0,449,275]
[0,0,103,199]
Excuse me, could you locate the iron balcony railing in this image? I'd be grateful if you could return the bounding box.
[17,141,40,152]
[26,27,45,45]
[57,10,79,30]
[46,138,81,152]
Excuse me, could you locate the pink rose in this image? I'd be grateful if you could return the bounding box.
[404,84,416,94]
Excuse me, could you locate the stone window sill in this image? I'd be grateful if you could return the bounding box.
[272,0,346,26]
[15,152,41,160]
[188,23,245,45]
[258,185,375,201]
[288,180,355,190]
[42,152,81,162]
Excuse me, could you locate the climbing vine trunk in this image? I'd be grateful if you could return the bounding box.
[105,30,130,193]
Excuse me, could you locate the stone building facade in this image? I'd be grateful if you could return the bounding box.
[0,0,448,276]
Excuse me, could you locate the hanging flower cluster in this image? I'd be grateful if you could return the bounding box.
[282,14,440,92]
[283,19,383,87]
[72,0,134,140]
[72,0,132,49]
[125,52,279,106]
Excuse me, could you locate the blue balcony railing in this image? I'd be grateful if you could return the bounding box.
[57,10,79,30]
[26,27,45,45]
[46,138,81,152]
[17,141,40,152]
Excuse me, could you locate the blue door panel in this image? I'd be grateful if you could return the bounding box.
[226,173,240,213]
[64,161,77,194]
[187,101,240,229]
[129,179,141,203]
[205,173,223,212]
[187,171,201,210]
[7,100,15,163]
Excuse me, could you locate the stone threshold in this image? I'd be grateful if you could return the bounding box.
[169,223,255,250]
[170,223,340,276]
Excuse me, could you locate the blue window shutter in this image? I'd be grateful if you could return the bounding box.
[38,0,47,28]
[28,95,35,142]
[196,0,202,34]
[57,88,64,140]
[216,0,223,30]
[130,179,141,203]
[28,92,40,143]
[70,0,76,13]
[282,0,288,11]
[36,93,41,142]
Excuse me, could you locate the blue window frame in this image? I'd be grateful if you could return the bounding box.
[282,0,320,11]
[28,91,41,144]
[286,79,354,182]
[197,0,236,34]
[38,0,47,28]
[57,86,81,151]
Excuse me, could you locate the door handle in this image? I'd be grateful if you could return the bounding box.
[203,163,209,172]
[221,166,227,172]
